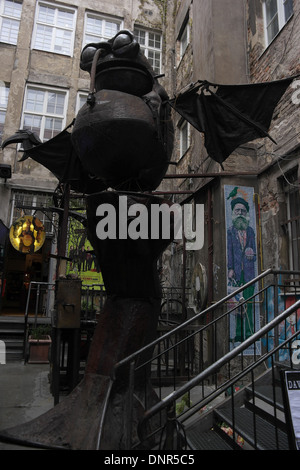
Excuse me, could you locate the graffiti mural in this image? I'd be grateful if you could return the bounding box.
[225,185,260,354]
[66,216,103,288]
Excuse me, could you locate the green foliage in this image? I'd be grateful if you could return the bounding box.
[81,300,95,312]
[176,393,192,415]
[29,324,51,340]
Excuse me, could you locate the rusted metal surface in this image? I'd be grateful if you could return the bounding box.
[54,279,81,329]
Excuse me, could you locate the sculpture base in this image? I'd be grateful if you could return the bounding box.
[0,297,162,450]
[0,372,161,450]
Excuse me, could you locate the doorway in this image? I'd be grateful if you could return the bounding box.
[0,238,51,316]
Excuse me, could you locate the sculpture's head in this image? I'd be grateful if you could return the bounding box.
[80,30,158,97]
[73,30,174,191]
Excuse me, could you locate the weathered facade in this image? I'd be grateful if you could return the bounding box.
[164,0,300,325]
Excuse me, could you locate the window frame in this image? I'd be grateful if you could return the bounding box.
[76,91,88,114]
[0,82,9,145]
[31,0,77,56]
[179,19,189,60]
[0,0,22,46]
[281,166,300,274]
[21,84,68,144]
[133,26,162,75]
[263,0,293,47]
[179,119,190,160]
[10,190,55,235]
[83,11,122,47]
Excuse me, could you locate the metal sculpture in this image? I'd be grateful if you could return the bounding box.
[0,30,175,450]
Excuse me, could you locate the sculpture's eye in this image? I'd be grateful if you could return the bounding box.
[81,46,97,65]
[112,32,133,51]
[81,46,107,64]
[80,42,112,71]
[112,31,140,58]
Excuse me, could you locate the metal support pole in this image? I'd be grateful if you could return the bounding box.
[34,283,40,328]
[164,403,177,450]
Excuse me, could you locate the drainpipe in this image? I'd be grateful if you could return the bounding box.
[182,235,187,320]
[56,184,70,278]
[207,187,213,313]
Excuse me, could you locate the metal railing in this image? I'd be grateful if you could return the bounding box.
[81,284,106,321]
[23,281,106,359]
[23,281,55,356]
[113,269,300,450]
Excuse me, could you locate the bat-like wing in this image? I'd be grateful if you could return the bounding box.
[169,76,297,166]
[3,124,107,194]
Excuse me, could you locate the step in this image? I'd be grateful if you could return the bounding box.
[1,338,23,348]
[185,422,235,450]
[245,385,284,412]
[214,407,290,450]
[0,329,24,336]
[0,317,25,335]
[0,316,25,324]
[5,350,23,361]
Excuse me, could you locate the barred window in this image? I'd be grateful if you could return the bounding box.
[11,191,55,234]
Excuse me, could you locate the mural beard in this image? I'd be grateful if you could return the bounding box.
[232,213,250,231]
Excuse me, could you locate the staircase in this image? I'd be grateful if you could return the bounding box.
[0,316,51,362]
[0,317,25,361]
[112,269,300,451]
[185,366,289,450]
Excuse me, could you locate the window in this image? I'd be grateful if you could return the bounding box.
[263,0,293,46]
[0,0,22,45]
[282,168,300,272]
[83,12,122,46]
[0,82,9,145]
[21,85,67,143]
[179,120,190,159]
[179,20,189,59]
[76,91,88,113]
[134,27,162,75]
[32,1,76,56]
[10,191,55,234]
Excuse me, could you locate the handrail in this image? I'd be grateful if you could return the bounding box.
[180,326,299,425]
[23,281,55,358]
[24,281,55,320]
[138,299,300,436]
[113,268,274,377]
